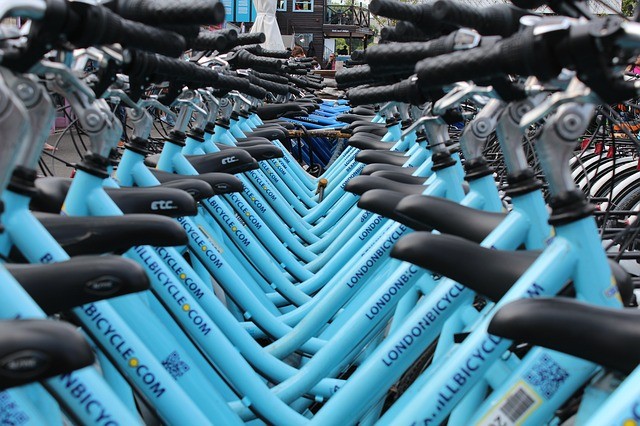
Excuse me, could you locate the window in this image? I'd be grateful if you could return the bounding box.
[277,0,286,11]
[295,33,313,48]
[293,0,313,12]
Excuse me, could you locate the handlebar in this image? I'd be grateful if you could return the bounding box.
[112,0,226,26]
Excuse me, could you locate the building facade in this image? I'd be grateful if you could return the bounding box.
[276,0,373,61]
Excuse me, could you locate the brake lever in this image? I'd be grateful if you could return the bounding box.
[104,88,139,111]
[139,96,176,119]
[199,55,230,68]
[399,104,446,142]
[432,82,495,116]
[520,77,599,129]
[229,91,253,107]
[31,60,96,102]
[174,90,208,116]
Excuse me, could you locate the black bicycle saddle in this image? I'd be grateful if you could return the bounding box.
[223,135,272,148]
[356,150,411,167]
[351,106,376,114]
[234,139,272,147]
[260,119,296,129]
[394,195,507,244]
[148,169,243,195]
[31,178,197,218]
[8,255,149,315]
[256,103,305,120]
[489,298,640,374]
[185,149,259,174]
[345,175,426,197]
[336,114,376,124]
[30,213,187,256]
[240,127,287,141]
[0,320,94,390]
[144,149,258,174]
[361,163,417,176]
[215,143,283,161]
[370,171,428,185]
[391,233,539,302]
[348,133,398,151]
[158,179,214,201]
[343,120,384,132]
[357,190,432,231]
[391,233,633,305]
[258,121,295,130]
[352,125,388,137]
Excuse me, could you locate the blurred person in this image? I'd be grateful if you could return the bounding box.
[324,53,336,70]
[292,45,305,58]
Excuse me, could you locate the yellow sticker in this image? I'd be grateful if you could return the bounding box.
[476,381,542,426]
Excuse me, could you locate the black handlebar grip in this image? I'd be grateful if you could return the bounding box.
[244,83,269,100]
[380,22,437,43]
[379,26,395,41]
[351,50,366,61]
[369,0,441,29]
[160,24,201,39]
[131,51,220,85]
[116,20,186,57]
[288,76,322,90]
[414,29,551,91]
[304,78,323,91]
[250,71,290,84]
[290,86,304,97]
[245,74,290,95]
[152,54,220,84]
[336,65,414,89]
[149,53,193,78]
[286,74,307,88]
[431,1,530,37]
[252,45,292,59]
[335,65,378,87]
[236,32,267,45]
[222,33,267,52]
[366,32,457,67]
[215,74,251,91]
[287,68,309,75]
[69,4,186,57]
[286,62,312,70]
[347,78,425,106]
[415,45,503,91]
[188,29,238,51]
[226,49,284,71]
[114,0,226,26]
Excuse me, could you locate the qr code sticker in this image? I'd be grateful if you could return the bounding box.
[0,391,29,425]
[525,354,569,399]
[162,351,190,380]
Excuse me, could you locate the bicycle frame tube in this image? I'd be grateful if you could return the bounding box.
[62,169,312,425]
[382,210,622,425]
[582,368,640,426]
[3,188,235,424]
[309,194,547,424]
[0,199,143,425]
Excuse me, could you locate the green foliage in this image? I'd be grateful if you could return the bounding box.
[334,37,364,53]
[622,0,637,16]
